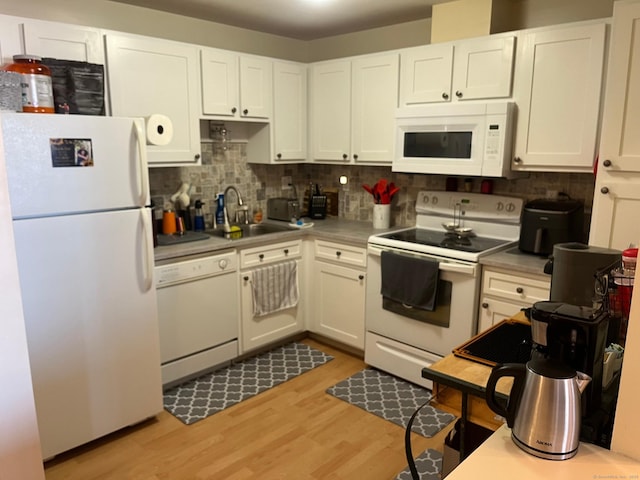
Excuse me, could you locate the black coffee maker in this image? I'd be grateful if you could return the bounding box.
[528,301,609,417]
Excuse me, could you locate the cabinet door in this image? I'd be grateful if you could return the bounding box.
[513,23,606,172]
[22,20,104,64]
[453,36,515,101]
[239,56,272,119]
[200,48,239,117]
[589,181,640,249]
[399,44,453,105]
[106,34,201,165]
[478,296,525,333]
[312,261,365,349]
[351,53,398,164]
[0,15,23,64]
[310,60,351,161]
[597,1,640,174]
[273,61,307,161]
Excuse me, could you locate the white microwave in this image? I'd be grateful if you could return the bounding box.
[392,102,517,178]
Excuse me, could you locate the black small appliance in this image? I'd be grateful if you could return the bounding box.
[519,198,584,255]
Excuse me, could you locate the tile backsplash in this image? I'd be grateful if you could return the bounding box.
[150,142,596,231]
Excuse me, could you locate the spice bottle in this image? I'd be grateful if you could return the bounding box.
[5,55,54,113]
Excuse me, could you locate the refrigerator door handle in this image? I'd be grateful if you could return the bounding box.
[141,207,154,291]
[133,119,150,207]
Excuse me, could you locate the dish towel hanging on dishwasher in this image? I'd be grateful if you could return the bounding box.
[251,260,299,316]
[381,250,439,311]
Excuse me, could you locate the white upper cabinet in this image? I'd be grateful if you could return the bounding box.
[512,22,606,173]
[399,36,515,106]
[590,1,640,249]
[272,61,307,162]
[0,15,23,64]
[201,48,272,120]
[310,52,399,164]
[21,19,104,64]
[105,33,202,166]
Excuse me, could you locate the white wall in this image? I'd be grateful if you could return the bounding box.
[0,134,44,478]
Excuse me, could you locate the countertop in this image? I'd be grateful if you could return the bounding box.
[447,423,640,479]
[154,217,388,262]
[479,246,551,276]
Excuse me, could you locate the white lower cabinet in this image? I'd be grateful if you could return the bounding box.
[310,240,366,349]
[239,240,304,353]
[478,267,550,332]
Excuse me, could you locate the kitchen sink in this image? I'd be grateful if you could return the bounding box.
[207,222,292,239]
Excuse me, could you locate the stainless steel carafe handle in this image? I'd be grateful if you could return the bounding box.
[485,363,527,428]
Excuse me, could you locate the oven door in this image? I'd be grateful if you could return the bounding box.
[365,244,480,358]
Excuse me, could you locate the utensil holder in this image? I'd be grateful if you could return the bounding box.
[373,204,391,229]
[309,195,327,219]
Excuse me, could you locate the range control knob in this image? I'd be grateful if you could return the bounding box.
[505,202,516,212]
[218,258,228,270]
[496,202,505,211]
[431,195,438,205]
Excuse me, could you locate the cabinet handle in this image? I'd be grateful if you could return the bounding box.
[442,92,449,99]
[482,302,489,309]
[353,154,358,160]
[284,249,289,255]
[277,153,282,159]
[231,107,237,114]
[243,275,249,281]
[243,109,249,115]
[602,159,612,167]
[194,153,201,161]
[513,157,522,164]
[600,186,610,194]
[342,153,348,160]
[455,90,463,98]
[336,251,342,257]
[516,287,524,294]
[259,254,264,260]
[358,274,364,280]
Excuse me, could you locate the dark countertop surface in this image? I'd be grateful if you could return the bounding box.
[479,246,552,276]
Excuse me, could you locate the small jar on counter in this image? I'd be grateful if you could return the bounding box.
[622,247,637,277]
[4,55,54,113]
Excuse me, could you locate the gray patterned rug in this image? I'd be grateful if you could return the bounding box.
[395,449,442,480]
[163,342,333,425]
[326,368,456,438]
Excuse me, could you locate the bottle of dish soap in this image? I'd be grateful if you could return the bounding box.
[215,193,225,226]
[194,199,205,231]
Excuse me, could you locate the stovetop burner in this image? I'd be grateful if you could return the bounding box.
[379,228,510,254]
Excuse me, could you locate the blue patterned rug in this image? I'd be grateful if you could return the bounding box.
[164,342,333,424]
[326,368,456,437]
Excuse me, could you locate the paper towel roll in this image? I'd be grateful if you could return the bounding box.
[145,114,173,146]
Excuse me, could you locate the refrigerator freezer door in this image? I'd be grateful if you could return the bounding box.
[13,208,161,459]
[1,113,148,219]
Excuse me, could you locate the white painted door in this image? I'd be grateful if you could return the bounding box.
[239,55,272,119]
[273,61,307,161]
[106,33,201,165]
[0,15,22,64]
[590,181,640,250]
[453,36,515,100]
[312,260,365,349]
[200,48,238,117]
[351,53,398,164]
[310,60,351,161]
[22,19,104,63]
[512,23,606,172]
[399,43,453,105]
[478,296,524,333]
[596,1,640,174]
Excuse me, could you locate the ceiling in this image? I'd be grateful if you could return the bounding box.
[111,0,452,40]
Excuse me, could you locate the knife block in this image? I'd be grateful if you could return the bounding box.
[309,194,327,219]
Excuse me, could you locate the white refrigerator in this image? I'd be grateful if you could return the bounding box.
[1,113,162,460]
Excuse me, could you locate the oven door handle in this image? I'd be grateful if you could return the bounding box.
[368,245,478,276]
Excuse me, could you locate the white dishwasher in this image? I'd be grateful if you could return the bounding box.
[155,250,239,387]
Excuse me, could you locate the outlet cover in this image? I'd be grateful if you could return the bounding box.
[281,176,292,189]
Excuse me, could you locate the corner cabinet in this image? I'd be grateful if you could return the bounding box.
[399,36,515,106]
[511,22,606,173]
[105,33,202,166]
[310,52,399,165]
[310,240,367,350]
[239,240,304,354]
[478,267,550,333]
[200,48,272,121]
[590,1,640,249]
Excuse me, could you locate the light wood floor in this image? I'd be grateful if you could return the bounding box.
[43,338,457,480]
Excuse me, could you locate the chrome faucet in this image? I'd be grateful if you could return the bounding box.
[223,185,249,228]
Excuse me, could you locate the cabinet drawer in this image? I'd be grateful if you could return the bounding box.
[240,240,301,269]
[482,268,550,304]
[314,240,367,268]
